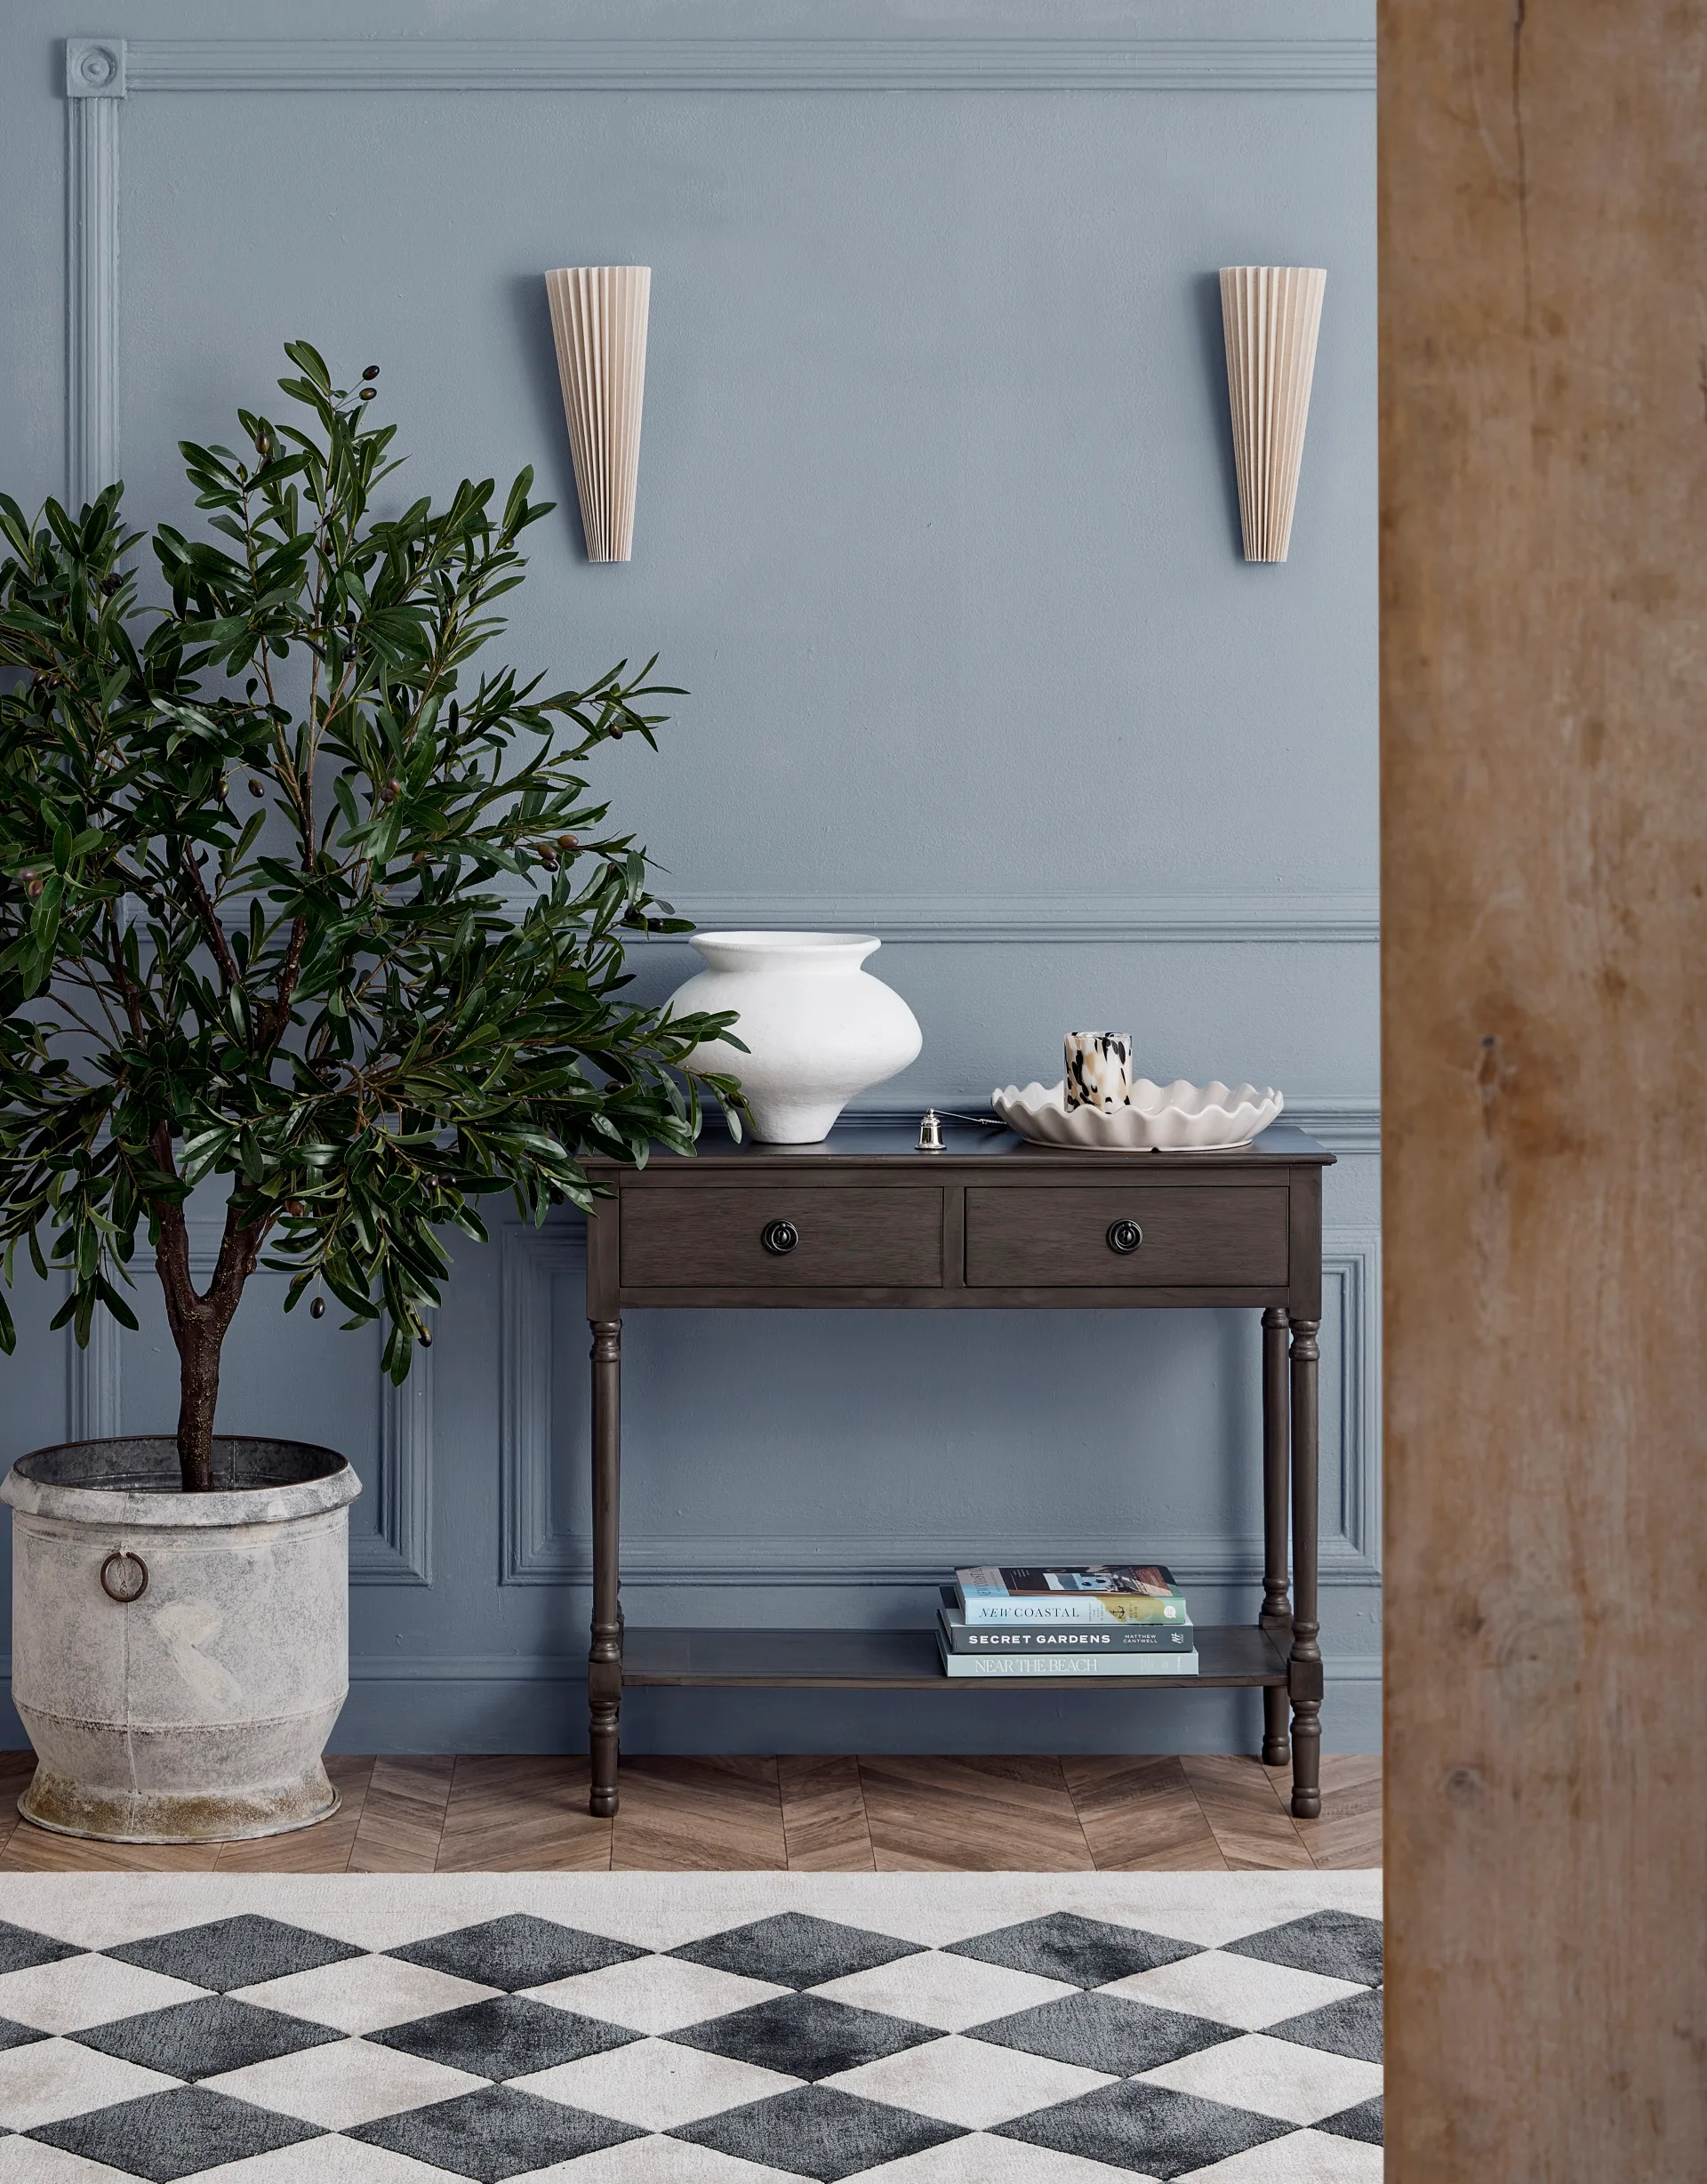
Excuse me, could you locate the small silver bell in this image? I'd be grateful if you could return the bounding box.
[917,1108,944,1152]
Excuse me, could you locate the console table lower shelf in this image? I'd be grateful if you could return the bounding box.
[621,1625,1287,1689]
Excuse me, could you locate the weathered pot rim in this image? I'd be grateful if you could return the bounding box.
[1,1436,360,1527]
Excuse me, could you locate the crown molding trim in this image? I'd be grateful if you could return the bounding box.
[118,36,1375,96]
[625,893,1381,947]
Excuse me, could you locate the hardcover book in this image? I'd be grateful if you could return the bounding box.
[937,1594,1191,1654]
[954,1564,1190,1626]
[936,1635,1200,1679]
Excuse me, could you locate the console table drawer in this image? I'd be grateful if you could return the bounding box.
[621,1185,944,1289]
[964,1184,1290,1288]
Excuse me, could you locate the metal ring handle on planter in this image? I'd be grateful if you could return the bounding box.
[100,1550,148,1603]
[761,1219,799,1257]
[1106,1218,1143,1257]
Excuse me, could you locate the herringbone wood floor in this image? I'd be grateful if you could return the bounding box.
[0,1752,1380,1874]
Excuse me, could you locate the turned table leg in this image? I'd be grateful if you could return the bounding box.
[1287,1317,1323,1819]
[1260,1306,1293,1767]
[588,1316,623,1818]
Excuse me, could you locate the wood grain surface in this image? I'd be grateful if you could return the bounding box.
[621,1184,944,1288]
[0,1752,1379,1874]
[963,1184,1291,1288]
[1381,1,1707,2170]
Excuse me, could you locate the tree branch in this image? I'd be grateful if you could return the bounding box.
[207,1193,264,1318]
[255,915,308,1049]
[179,839,241,988]
[105,903,147,1041]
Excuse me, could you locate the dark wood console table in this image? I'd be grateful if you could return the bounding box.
[582,1120,1334,1821]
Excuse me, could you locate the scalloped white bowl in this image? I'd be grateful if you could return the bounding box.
[993,1079,1284,1152]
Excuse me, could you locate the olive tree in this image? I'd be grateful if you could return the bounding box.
[0,343,736,1489]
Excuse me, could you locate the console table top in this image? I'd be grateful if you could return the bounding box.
[598,1118,1334,1168]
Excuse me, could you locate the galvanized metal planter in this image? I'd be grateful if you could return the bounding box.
[1,1437,358,1843]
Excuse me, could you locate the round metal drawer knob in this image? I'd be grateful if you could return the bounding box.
[100,1550,148,1603]
[1106,1219,1143,1256]
[761,1219,799,1256]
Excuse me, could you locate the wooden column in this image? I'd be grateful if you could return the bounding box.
[1381,2,1707,2173]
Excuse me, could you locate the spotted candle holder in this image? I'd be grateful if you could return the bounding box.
[1064,1032,1133,1112]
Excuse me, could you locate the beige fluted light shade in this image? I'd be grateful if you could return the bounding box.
[1218,265,1326,564]
[545,266,651,563]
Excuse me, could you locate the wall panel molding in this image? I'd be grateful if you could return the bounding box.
[499,1219,1381,1591]
[1283,1100,1381,1156]
[1324,1231,1381,1576]
[65,38,124,507]
[68,1221,434,1586]
[65,1305,123,1441]
[778,1099,1379,1157]
[501,1223,587,1584]
[362,1350,435,1586]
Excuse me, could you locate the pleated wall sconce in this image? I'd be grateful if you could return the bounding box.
[1218,266,1326,563]
[545,266,651,563]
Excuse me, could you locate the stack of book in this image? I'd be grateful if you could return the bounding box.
[936,1565,1198,1678]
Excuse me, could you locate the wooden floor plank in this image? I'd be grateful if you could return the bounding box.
[861,1754,1095,1872]
[0,1753,36,1861]
[346,1755,454,1874]
[1302,1754,1383,1868]
[1182,1754,1315,1870]
[437,1756,612,1871]
[612,1757,786,1871]
[0,1749,1382,1872]
[778,1755,875,1871]
[1064,1755,1230,1872]
[0,1829,222,1872]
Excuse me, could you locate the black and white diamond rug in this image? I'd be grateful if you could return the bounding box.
[0,1868,1381,2180]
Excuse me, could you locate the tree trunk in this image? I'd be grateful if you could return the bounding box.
[155,1197,263,1493]
[172,1315,224,1494]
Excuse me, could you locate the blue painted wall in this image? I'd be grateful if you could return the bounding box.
[0,0,1380,1753]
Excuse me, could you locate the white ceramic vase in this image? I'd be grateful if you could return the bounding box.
[2,1437,358,1843]
[669,931,923,1144]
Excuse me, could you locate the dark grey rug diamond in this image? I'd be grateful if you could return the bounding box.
[1225,1907,1384,1987]
[386,1911,644,1990]
[671,1909,921,1988]
[105,1913,361,1992]
[669,1989,938,2079]
[1319,2092,1385,2143]
[0,1918,81,1975]
[31,2086,321,2181]
[969,1989,1238,2075]
[72,1993,342,2079]
[672,2083,964,2181]
[1269,1984,1384,2061]
[998,2078,1293,2178]
[370,1991,637,2077]
[349,2085,642,2180]
[950,1910,1202,1987]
